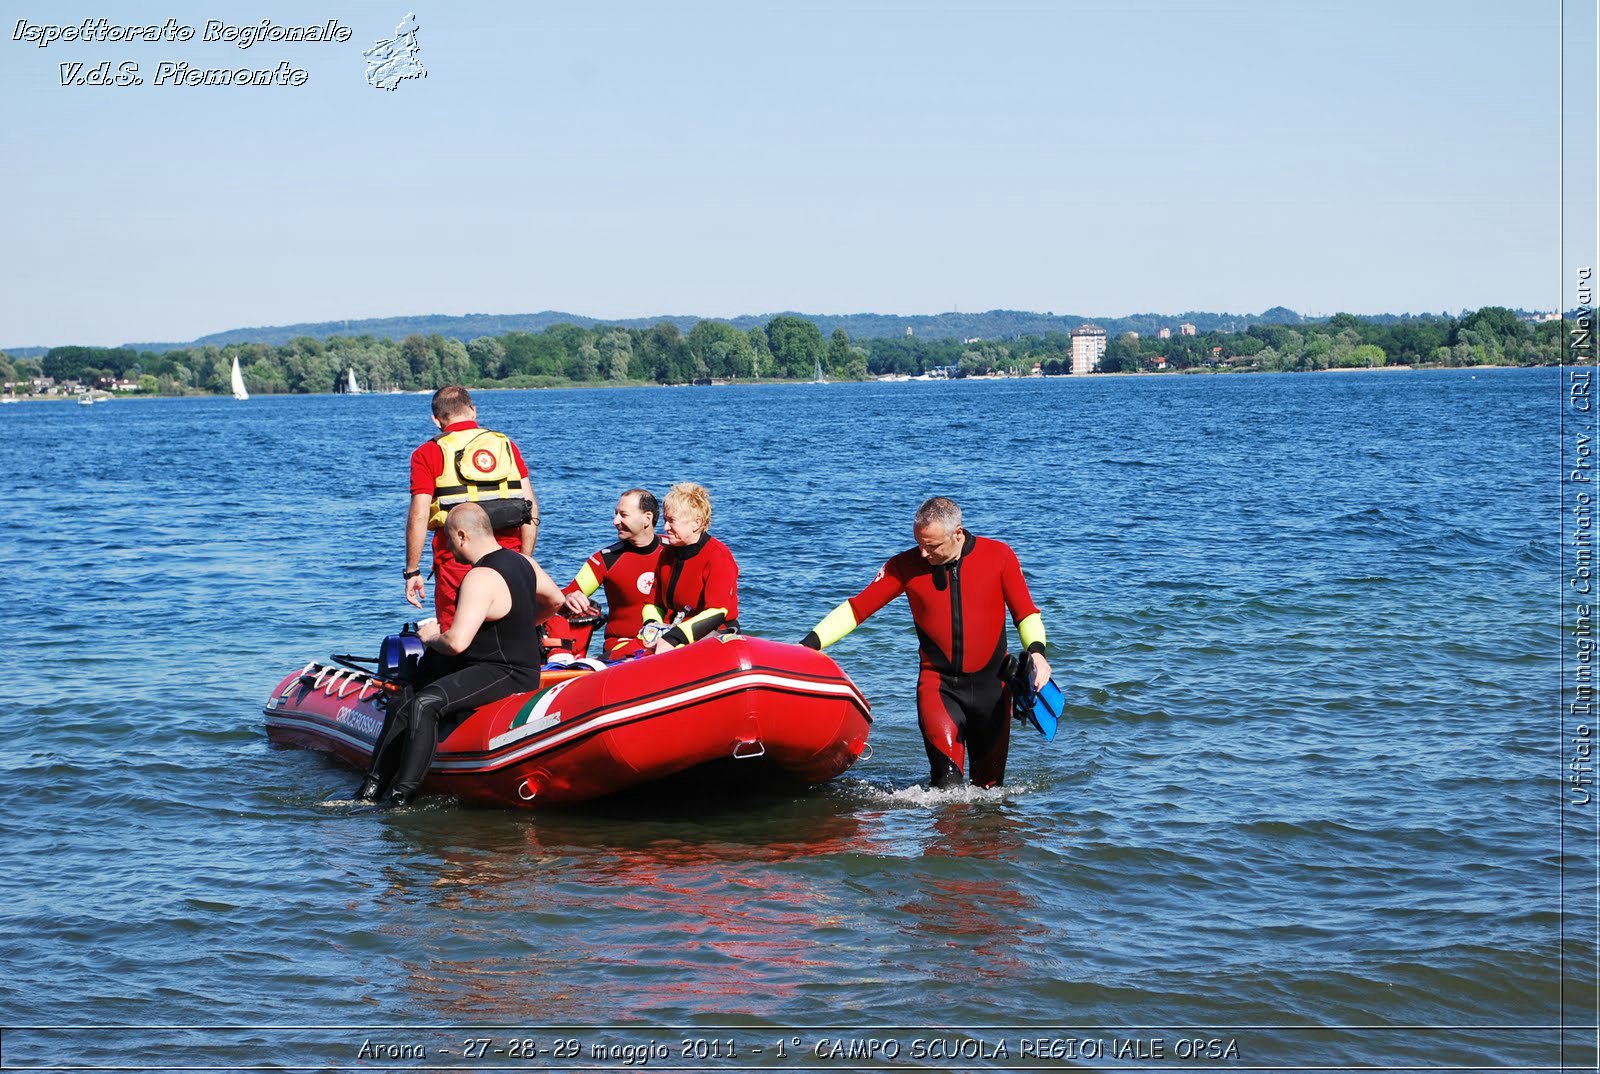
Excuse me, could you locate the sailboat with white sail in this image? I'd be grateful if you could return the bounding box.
[231,357,249,401]
[345,368,363,394]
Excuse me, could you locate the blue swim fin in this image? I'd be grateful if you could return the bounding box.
[1028,679,1064,742]
[1009,653,1063,742]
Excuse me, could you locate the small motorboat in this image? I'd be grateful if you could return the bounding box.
[263,633,873,808]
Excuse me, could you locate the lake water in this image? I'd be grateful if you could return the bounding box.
[1,368,1591,1071]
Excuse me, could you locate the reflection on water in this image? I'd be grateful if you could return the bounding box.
[892,803,1040,985]
[368,789,1074,1020]
[372,797,876,1019]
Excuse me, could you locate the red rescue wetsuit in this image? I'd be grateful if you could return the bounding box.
[409,420,531,629]
[561,537,663,656]
[840,533,1040,787]
[652,532,740,645]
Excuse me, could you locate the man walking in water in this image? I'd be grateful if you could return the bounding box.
[360,503,563,807]
[801,497,1051,788]
[404,385,538,629]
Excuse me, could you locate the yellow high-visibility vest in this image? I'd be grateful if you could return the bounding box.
[427,427,527,530]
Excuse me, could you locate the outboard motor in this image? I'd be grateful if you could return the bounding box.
[378,623,426,683]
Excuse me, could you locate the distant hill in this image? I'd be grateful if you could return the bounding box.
[4,304,1515,358]
[131,307,1314,351]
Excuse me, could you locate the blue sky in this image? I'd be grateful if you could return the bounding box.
[1,1,1592,348]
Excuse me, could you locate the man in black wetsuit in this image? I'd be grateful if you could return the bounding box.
[357,502,564,807]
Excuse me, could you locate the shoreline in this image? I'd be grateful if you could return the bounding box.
[3,363,1559,403]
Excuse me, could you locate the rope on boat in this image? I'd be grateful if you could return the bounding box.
[295,663,381,702]
[320,667,358,698]
[313,662,389,701]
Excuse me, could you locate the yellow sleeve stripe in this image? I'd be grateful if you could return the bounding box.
[674,608,728,642]
[1017,612,1046,653]
[574,563,601,597]
[811,601,860,650]
[659,608,728,646]
[641,604,662,625]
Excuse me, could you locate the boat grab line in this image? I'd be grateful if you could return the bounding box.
[479,671,862,757]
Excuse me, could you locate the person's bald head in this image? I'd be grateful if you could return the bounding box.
[444,502,492,560]
[448,505,489,537]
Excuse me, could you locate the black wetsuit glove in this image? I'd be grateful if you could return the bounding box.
[799,632,821,650]
[1004,654,1032,723]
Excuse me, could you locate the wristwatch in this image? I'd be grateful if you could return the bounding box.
[402,568,422,580]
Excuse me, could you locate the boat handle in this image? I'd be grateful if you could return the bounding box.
[859,741,874,762]
[517,779,538,801]
[289,663,317,693]
[731,739,766,760]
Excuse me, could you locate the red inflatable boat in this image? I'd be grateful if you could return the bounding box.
[263,634,873,808]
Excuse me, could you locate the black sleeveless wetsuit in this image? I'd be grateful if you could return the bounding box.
[456,548,544,683]
[366,548,544,800]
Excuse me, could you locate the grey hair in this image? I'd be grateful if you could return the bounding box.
[914,496,962,532]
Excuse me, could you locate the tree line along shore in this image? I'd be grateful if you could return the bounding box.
[3,307,1569,397]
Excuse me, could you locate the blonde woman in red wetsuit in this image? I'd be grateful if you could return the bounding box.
[801,496,1052,789]
[644,482,740,653]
